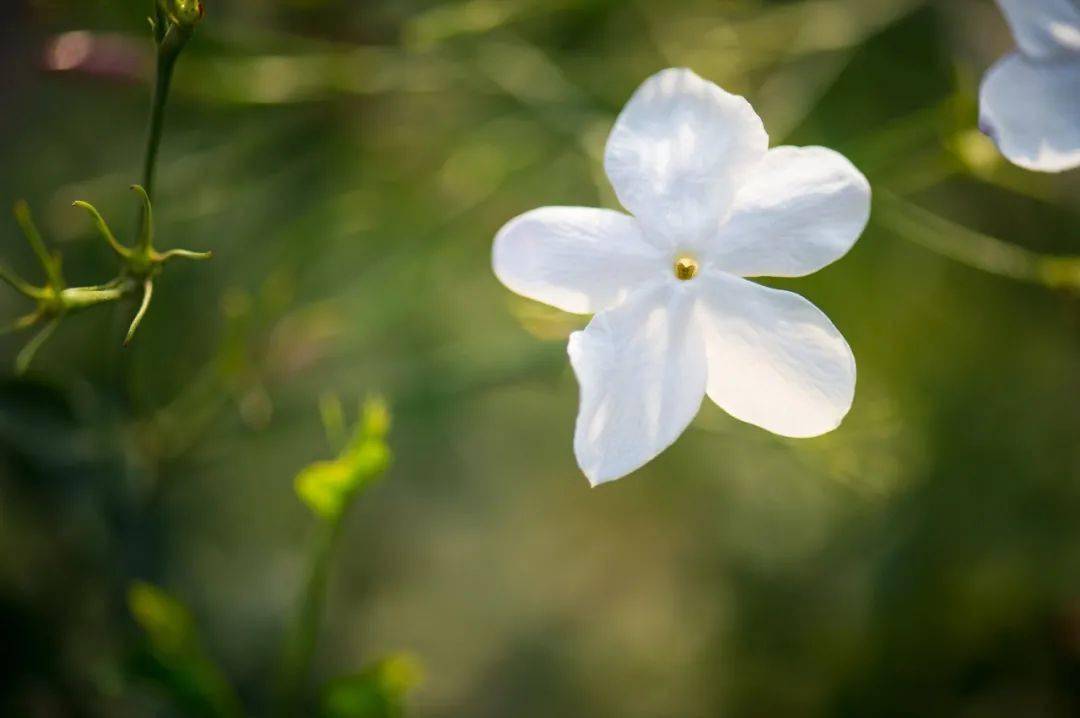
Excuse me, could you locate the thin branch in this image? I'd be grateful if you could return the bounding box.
[875,191,1080,292]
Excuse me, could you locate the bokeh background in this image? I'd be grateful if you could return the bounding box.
[2,0,1079,715]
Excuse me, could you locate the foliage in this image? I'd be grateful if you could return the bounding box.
[127,582,243,718]
[321,655,423,718]
[296,397,392,520]
[0,1,210,373]
[1,2,1078,718]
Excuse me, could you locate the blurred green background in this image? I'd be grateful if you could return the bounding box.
[2,0,1079,715]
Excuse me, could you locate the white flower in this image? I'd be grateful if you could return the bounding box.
[980,0,1080,172]
[492,68,870,486]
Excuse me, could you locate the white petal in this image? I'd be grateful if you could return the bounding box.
[604,68,768,246]
[568,281,706,485]
[697,271,855,438]
[996,0,1080,57]
[707,147,870,278]
[979,54,1080,172]
[492,206,664,314]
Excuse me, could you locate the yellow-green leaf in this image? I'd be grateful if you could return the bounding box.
[296,396,393,519]
[295,459,355,519]
[320,654,422,718]
[126,582,242,718]
[128,581,196,656]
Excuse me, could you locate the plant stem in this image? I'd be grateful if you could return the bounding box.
[875,191,1080,292]
[141,50,177,201]
[274,514,347,716]
[138,26,189,231]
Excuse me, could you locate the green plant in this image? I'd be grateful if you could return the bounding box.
[0,0,210,373]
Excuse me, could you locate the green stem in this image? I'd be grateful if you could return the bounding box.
[142,49,177,200]
[138,25,190,236]
[275,514,347,716]
[875,191,1080,292]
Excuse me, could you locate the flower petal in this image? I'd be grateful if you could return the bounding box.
[707,146,870,278]
[568,281,706,486]
[979,54,1080,172]
[697,271,855,438]
[492,206,664,314]
[995,0,1080,58]
[604,68,768,246]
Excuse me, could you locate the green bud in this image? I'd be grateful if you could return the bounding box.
[163,0,205,28]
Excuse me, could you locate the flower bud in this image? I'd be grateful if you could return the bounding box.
[163,0,205,28]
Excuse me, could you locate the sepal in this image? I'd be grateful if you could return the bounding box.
[2,188,212,371]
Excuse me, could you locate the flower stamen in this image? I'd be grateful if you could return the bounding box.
[674,256,699,281]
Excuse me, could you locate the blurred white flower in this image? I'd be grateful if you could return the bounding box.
[493,68,870,486]
[980,0,1080,172]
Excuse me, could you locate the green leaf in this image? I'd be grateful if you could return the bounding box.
[295,459,355,519]
[349,439,392,481]
[126,582,243,718]
[295,441,391,519]
[320,655,422,718]
[295,396,393,519]
[129,581,196,655]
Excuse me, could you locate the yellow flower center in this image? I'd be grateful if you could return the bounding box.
[673,256,699,280]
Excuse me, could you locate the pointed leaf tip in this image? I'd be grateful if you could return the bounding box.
[124,279,154,346]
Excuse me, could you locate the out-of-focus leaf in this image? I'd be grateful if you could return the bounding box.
[126,582,242,718]
[320,654,423,718]
[295,397,392,519]
[129,582,196,655]
[358,396,390,442]
[295,459,356,519]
